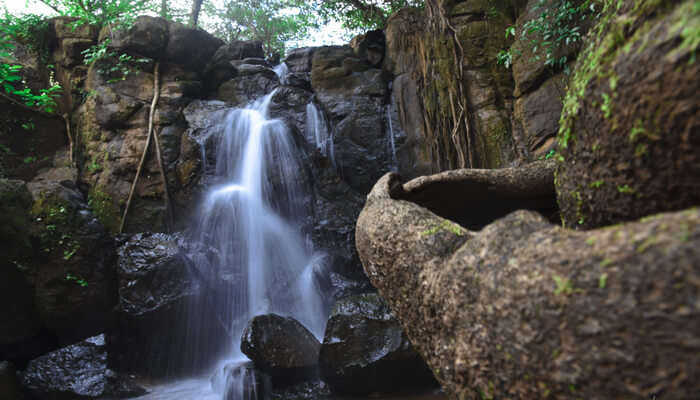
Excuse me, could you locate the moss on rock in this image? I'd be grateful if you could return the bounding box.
[556,0,700,229]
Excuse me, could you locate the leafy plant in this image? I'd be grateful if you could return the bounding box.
[499,0,594,71]
[65,272,88,287]
[1,11,62,113]
[81,40,149,82]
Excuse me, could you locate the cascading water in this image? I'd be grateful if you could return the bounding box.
[305,102,335,166]
[137,83,327,399]
[385,104,398,171]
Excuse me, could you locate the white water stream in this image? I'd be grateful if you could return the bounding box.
[137,71,326,399]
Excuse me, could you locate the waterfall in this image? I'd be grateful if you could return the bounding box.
[194,90,326,341]
[273,63,289,85]
[305,102,335,166]
[137,91,327,399]
[386,104,398,171]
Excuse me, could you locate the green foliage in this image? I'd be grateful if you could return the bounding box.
[521,0,593,69]
[205,0,320,58]
[313,0,424,32]
[38,0,152,27]
[65,272,88,286]
[0,12,62,113]
[81,40,149,82]
[499,0,594,71]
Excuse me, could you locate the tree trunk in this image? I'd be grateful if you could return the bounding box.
[189,0,204,27]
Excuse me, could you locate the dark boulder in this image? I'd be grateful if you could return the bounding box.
[100,16,169,59]
[356,171,700,399]
[204,41,265,93]
[19,335,146,399]
[319,293,436,395]
[0,361,24,400]
[241,314,321,387]
[216,63,279,107]
[164,22,224,73]
[556,0,700,229]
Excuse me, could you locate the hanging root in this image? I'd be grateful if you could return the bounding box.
[120,61,162,233]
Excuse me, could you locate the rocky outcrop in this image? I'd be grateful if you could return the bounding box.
[320,294,436,395]
[0,98,68,181]
[311,46,393,193]
[26,168,117,347]
[383,8,432,179]
[19,334,146,399]
[108,232,223,376]
[217,59,280,107]
[241,314,321,387]
[556,0,700,229]
[386,1,519,171]
[67,16,227,233]
[356,171,700,399]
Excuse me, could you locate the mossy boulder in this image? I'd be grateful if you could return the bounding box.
[556,0,700,228]
[26,169,117,345]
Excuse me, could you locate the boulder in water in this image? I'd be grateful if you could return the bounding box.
[19,334,146,399]
[241,314,321,387]
[319,293,437,395]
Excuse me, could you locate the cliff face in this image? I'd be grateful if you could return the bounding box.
[383,0,592,171]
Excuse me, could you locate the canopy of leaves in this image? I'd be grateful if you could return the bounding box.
[313,0,424,31]
[36,0,152,27]
[205,0,319,58]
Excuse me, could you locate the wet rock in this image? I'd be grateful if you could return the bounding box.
[556,0,700,229]
[212,362,271,400]
[356,171,700,399]
[269,86,313,135]
[26,170,117,346]
[0,361,24,400]
[270,380,330,400]
[109,232,215,375]
[241,314,321,387]
[20,335,107,398]
[311,46,392,193]
[320,293,436,395]
[19,335,146,399]
[204,41,265,93]
[217,64,279,107]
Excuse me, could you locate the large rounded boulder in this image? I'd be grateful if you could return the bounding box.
[319,293,436,395]
[556,0,700,229]
[241,314,321,387]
